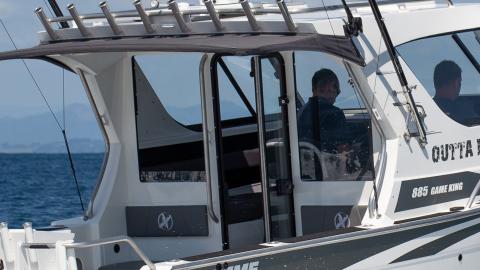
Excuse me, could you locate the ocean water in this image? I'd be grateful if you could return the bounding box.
[0,153,102,228]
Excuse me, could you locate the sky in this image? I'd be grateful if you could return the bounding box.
[0,0,288,119]
[0,0,476,120]
[0,0,154,119]
[0,0,349,120]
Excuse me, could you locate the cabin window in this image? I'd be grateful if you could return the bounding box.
[457,31,480,63]
[132,54,206,182]
[397,30,480,127]
[294,51,374,181]
[216,56,257,122]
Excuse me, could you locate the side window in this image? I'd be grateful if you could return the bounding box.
[457,31,480,63]
[398,30,480,126]
[216,56,256,122]
[133,54,206,182]
[294,51,374,182]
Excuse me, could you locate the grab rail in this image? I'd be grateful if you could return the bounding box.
[199,54,220,224]
[22,236,155,270]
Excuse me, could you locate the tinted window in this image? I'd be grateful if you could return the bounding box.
[398,30,480,126]
[134,54,203,126]
[133,54,206,182]
[217,56,256,120]
[458,31,480,63]
[294,52,374,182]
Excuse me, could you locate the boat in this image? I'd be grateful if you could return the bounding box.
[0,0,479,269]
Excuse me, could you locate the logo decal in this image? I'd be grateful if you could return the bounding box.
[157,212,174,231]
[334,212,350,229]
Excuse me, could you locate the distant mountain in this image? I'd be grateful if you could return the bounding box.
[166,100,254,125]
[0,100,254,153]
[0,139,104,154]
[0,103,104,153]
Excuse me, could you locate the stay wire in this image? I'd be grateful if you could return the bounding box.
[320,0,338,37]
[63,69,65,129]
[62,130,85,213]
[41,0,55,17]
[61,67,84,213]
[0,16,85,213]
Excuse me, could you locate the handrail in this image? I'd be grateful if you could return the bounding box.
[199,54,220,224]
[22,236,155,270]
[254,56,272,242]
[466,179,480,209]
[79,70,111,220]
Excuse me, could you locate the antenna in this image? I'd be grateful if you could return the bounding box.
[47,0,69,28]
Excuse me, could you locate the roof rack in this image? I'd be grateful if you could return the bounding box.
[35,0,453,42]
[35,0,302,41]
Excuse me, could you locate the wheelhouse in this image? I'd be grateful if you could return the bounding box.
[1,1,480,270]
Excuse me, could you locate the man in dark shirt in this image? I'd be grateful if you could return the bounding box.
[297,69,352,181]
[433,60,472,123]
[298,69,347,150]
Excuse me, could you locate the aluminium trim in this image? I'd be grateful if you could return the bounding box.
[254,56,272,242]
[344,62,387,219]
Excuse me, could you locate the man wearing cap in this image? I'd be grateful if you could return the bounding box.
[298,68,346,148]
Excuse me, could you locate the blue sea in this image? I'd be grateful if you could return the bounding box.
[0,154,102,228]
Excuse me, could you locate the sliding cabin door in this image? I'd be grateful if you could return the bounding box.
[211,54,295,249]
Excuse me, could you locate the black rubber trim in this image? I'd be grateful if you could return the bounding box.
[395,212,453,224]
[182,243,268,262]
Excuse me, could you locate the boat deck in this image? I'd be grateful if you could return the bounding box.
[99,227,364,270]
